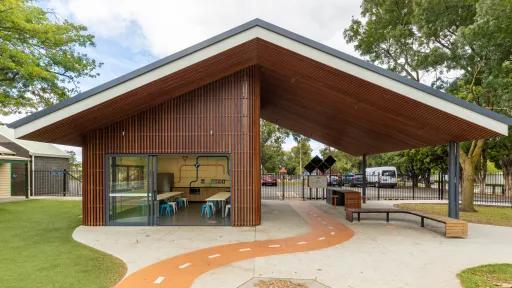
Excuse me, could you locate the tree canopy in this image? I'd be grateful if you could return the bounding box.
[260,119,290,173]
[0,0,99,115]
[345,0,512,209]
[319,146,359,174]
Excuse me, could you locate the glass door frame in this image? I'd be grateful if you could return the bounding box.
[104,154,158,226]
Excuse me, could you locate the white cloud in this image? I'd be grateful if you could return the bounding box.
[47,0,362,57]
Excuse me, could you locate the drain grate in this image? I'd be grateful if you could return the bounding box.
[238,277,330,288]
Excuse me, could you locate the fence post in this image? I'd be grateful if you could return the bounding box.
[377,172,381,200]
[412,172,415,200]
[62,169,67,197]
[281,174,285,200]
[302,176,305,201]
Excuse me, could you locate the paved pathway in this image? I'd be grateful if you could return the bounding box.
[114,201,354,288]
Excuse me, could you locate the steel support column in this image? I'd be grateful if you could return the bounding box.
[362,154,367,203]
[448,141,460,219]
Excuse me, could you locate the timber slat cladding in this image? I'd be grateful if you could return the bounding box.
[82,67,260,226]
[22,38,499,155]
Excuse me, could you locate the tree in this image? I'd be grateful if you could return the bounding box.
[0,0,99,115]
[397,146,447,188]
[319,146,359,174]
[260,120,290,173]
[291,133,309,176]
[488,128,512,196]
[345,0,512,212]
[283,138,312,175]
[366,147,447,187]
[66,150,81,170]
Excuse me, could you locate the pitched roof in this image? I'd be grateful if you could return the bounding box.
[0,145,15,155]
[6,19,511,155]
[0,125,70,158]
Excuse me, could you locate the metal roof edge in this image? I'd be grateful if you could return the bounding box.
[8,18,512,129]
[253,20,512,126]
[8,19,262,129]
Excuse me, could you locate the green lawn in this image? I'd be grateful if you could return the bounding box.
[458,264,512,288]
[395,203,512,227]
[0,200,126,288]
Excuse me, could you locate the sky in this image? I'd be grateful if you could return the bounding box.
[1,0,364,161]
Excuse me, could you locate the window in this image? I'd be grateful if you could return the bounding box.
[382,170,396,177]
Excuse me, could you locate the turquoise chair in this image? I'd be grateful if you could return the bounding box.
[200,203,214,217]
[176,198,188,208]
[160,203,173,216]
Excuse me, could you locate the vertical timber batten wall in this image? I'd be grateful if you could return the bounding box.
[82,66,261,226]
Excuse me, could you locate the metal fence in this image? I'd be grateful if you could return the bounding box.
[351,173,447,201]
[261,172,511,207]
[33,169,82,197]
[261,175,330,200]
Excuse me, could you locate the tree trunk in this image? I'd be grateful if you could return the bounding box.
[475,147,487,194]
[423,171,432,188]
[502,164,512,196]
[459,139,485,212]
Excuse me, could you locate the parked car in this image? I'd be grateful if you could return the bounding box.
[261,174,277,186]
[351,173,364,187]
[365,166,398,188]
[327,175,340,186]
[341,173,355,186]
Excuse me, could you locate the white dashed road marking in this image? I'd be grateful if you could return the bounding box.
[154,276,165,284]
[178,263,191,269]
[268,244,281,248]
[330,232,335,235]
[208,254,221,259]
[318,237,326,241]
[239,248,251,252]
[297,241,308,245]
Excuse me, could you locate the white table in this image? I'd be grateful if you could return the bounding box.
[206,192,231,217]
[157,191,184,201]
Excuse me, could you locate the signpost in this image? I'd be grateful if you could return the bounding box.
[303,155,336,200]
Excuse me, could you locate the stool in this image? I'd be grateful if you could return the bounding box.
[176,198,188,208]
[332,195,339,206]
[160,203,173,216]
[167,201,178,214]
[200,203,214,217]
[207,202,216,215]
[224,204,231,218]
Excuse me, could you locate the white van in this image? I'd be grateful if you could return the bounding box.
[365,166,398,188]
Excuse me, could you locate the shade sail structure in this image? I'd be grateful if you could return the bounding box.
[8,19,511,155]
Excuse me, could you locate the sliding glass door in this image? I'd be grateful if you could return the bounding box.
[107,155,154,225]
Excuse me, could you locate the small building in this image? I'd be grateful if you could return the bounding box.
[7,19,512,226]
[0,125,70,197]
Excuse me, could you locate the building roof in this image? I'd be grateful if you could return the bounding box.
[0,155,30,162]
[0,125,70,158]
[7,19,512,155]
[0,145,15,155]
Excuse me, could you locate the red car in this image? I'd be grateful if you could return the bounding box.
[261,174,278,186]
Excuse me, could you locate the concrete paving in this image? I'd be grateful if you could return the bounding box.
[74,200,512,288]
[73,201,309,274]
[0,196,27,203]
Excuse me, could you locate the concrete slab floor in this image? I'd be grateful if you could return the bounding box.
[73,201,309,274]
[74,200,512,288]
[194,200,512,288]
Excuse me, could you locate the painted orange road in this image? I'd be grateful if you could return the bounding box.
[115,201,354,288]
